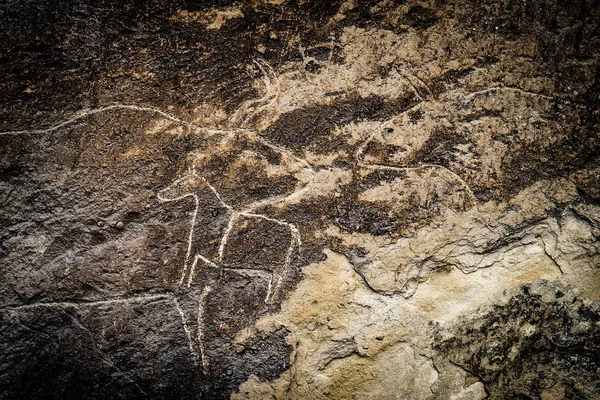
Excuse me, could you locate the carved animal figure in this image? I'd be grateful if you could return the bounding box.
[157,166,301,371]
[157,166,300,301]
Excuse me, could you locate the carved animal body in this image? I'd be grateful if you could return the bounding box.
[157,167,300,371]
[157,167,300,298]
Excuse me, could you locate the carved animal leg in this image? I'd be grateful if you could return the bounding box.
[196,285,212,373]
[265,226,301,304]
[265,273,275,304]
[178,259,192,288]
[173,295,201,368]
[185,253,219,288]
[218,213,238,263]
[173,286,212,373]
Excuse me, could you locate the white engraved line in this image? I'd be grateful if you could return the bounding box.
[253,134,314,173]
[354,102,477,203]
[265,277,274,305]
[2,80,313,366]
[184,195,199,286]
[201,178,238,264]
[241,184,310,213]
[220,268,271,277]
[361,163,476,202]
[218,213,237,262]
[268,225,301,303]
[230,59,281,128]
[240,211,297,232]
[355,83,579,202]
[204,171,301,302]
[238,60,276,125]
[160,167,301,304]
[238,212,301,303]
[197,285,212,372]
[173,298,200,367]
[157,190,199,287]
[2,99,314,302]
[0,104,215,136]
[4,293,174,310]
[0,101,317,220]
[204,177,303,282]
[203,179,233,211]
[241,59,281,126]
[187,254,219,288]
[0,104,316,182]
[395,69,432,101]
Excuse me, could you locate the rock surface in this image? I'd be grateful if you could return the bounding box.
[1,1,599,399]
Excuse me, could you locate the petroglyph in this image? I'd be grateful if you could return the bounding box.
[2,293,174,311]
[0,104,309,376]
[157,166,301,304]
[174,296,201,366]
[2,70,596,391]
[196,285,212,372]
[174,288,217,372]
[3,3,600,397]
[230,59,281,128]
[355,102,478,206]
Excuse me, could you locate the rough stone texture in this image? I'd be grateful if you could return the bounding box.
[1,1,599,399]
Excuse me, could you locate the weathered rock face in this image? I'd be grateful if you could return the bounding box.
[1,1,599,399]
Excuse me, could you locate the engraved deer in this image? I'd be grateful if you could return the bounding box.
[157,166,300,300]
[157,166,301,371]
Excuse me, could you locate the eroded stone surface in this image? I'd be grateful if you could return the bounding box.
[1,0,599,399]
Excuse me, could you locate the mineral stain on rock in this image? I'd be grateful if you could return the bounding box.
[1,0,599,399]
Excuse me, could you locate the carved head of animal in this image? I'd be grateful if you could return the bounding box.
[157,166,212,203]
